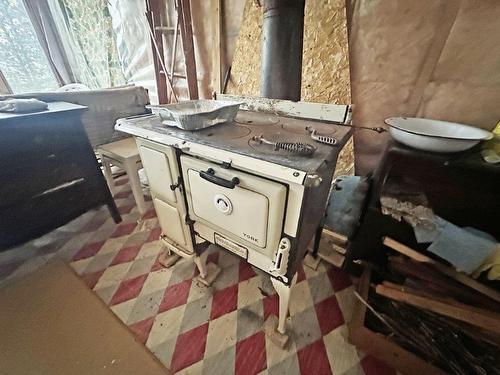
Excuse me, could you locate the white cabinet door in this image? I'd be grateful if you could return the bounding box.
[154,198,187,246]
[138,145,177,204]
[136,138,194,254]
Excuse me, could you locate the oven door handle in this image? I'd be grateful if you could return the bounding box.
[199,168,240,189]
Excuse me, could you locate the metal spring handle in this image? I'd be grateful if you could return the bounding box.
[252,134,316,156]
[306,127,338,145]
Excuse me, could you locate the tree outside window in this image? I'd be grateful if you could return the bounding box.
[0,0,59,93]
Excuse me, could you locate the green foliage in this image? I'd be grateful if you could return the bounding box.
[57,0,125,88]
[0,0,58,93]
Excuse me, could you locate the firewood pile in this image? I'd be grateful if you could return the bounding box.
[349,237,500,375]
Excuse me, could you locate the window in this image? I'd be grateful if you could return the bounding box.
[51,0,125,88]
[0,0,59,93]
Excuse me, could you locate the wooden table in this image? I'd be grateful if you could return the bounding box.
[0,101,121,250]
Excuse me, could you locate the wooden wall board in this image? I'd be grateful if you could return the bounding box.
[211,0,222,93]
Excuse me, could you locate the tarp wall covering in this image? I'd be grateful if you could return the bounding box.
[348,0,500,173]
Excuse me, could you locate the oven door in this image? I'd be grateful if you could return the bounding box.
[180,155,287,257]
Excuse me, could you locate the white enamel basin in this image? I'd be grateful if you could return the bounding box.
[385,117,493,153]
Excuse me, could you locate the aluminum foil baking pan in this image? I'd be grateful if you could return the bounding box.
[147,100,242,131]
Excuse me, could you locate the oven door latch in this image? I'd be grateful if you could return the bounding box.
[270,238,291,277]
[170,176,182,192]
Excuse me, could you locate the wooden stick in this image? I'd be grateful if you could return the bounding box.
[350,267,371,328]
[376,284,500,334]
[178,0,199,100]
[211,0,222,93]
[330,243,347,255]
[383,237,500,303]
[170,10,180,84]
[317,250,344,268]
[349,326,447,375]
[348,268,447,375]
[323,228,348,245]
[383,237,433,263]
[388,256,500,310]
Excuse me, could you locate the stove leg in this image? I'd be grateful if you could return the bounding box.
[158,247,181,268]
[194,256,207,278]
[304,224,323,270]
[311,224,324,258]
[264,273,297,348]
[195,255,221,287]
[272,273,297,334]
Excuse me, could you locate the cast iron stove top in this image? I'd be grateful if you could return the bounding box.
[116,110,352,173]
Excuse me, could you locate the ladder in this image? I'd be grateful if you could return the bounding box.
[145,0,199,103]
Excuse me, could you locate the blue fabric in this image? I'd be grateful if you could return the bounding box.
[413,217,446,244]
[324,175,369,238]
[428,219,497,274]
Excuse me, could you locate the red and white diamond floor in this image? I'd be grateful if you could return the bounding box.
[0,178,396,375]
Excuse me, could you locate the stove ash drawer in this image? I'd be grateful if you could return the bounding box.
[181,155,287,255]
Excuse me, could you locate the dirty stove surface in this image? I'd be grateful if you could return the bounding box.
[116,110,352,173]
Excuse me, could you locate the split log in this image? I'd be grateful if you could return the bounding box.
[376,283,500,334]
[383,237,500,304]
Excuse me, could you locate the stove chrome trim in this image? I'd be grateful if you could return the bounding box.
[215,94,351,125]
[214,233,248,258]
[194,222,282,280]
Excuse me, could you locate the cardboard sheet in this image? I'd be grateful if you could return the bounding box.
[0,261,170,375]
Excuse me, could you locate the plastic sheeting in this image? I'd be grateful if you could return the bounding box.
[152,0,245,101]
[45,0,155,100]
[107,0,157,103]
[107,0,245,103]
[47,0,126,89]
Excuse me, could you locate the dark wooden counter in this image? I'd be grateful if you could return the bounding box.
[0,101,121,250]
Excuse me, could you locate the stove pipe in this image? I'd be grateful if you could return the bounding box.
[260,0,306,101]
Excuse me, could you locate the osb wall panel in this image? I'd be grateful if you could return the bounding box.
[301,0,351,105]
[228,0,354,175]
[350,0,500,174]
[226,0,262,97]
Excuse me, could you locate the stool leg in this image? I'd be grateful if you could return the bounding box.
[101,156,116,196]
[124,159,147,216]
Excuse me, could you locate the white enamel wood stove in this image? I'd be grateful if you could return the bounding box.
[116,95,352,342]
